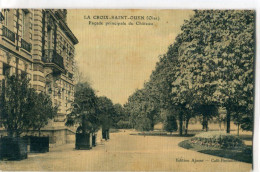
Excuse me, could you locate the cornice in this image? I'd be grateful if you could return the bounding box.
[45,9,79,45]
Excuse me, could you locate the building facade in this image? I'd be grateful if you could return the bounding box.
[0,9,78,146]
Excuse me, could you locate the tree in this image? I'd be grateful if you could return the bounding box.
[31,92,58,136]
[143,83,161,130]
[172,10,255,133]
[207,10,254,133]
[96,96,115,130]
[163,114,178,134]
[125,10,254,135]
[193,104,218,131]
[150,35,196,136]
[0,74,34,137]
[0,74,56,137]
[113,103,126,127]
[66,82,100,134]
[125,88,159,131]
[113,103,131,128]
[231,101,253,135]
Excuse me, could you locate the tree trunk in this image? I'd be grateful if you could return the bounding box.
[202,114,209,132]
[185,117,190,135]
[202,114,206,131]
[150,120,154,131]
[179,113,183,136]
[237,123,240,136]
[226,109,231,133]
[38,129,41,137]
[205,116,208,132]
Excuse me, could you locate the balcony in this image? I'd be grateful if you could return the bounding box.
[21,38,32,52]
[42,49,65,70]
[2,26,15,43]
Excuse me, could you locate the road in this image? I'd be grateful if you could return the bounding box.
[0,130,252,171]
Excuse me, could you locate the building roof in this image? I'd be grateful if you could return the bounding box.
[49,9,79,45]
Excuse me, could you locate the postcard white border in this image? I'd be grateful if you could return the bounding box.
[0,0,259,171]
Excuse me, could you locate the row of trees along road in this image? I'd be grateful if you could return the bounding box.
[0,74,57,137]
[65,81,127,137]
[125,10,255,135]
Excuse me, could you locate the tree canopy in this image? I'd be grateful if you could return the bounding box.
[66,82,100,134]
[125,10,255,134]
[0,74,57,137]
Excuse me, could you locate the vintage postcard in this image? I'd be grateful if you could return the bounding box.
[0,8,255,171]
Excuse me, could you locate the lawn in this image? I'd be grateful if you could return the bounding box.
[152,122,253,163]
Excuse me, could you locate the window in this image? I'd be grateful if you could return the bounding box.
[33,75,37,81]
[3,63,11,76]
[4,10,8,26]
[47,27,52,49]
[22,10,26,38]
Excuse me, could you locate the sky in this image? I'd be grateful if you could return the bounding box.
[67,9,194,105]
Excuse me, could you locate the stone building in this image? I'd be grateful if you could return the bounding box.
[0,9,78,146]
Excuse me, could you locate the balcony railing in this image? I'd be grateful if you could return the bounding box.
[43,49,65,69]
[21,38,32,52]
[2,26,15,43]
